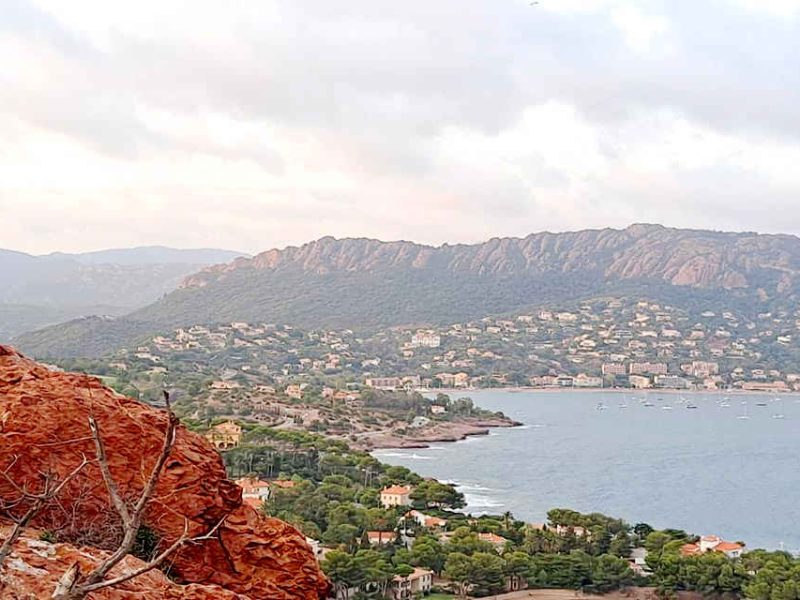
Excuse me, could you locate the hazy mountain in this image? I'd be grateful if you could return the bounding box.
[15,224,800,358]
[0,246,247,338]
[47,246,245,266]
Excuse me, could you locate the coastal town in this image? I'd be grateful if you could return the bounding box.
[84,297,800,400]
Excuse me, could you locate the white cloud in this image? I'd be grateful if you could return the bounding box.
[2,0,800,253]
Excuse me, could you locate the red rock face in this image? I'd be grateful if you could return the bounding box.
[0,345,330,599]
[0,525,247,599]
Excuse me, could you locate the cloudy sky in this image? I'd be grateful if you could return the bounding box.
[3,0,800,254]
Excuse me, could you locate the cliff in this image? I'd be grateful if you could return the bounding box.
[16,224,800,357]
[0,346,330,599]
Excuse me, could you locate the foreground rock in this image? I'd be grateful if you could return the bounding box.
[0,526,246,599]
[0,346,330,599]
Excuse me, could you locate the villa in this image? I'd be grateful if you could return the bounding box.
[381,485,413,508]
[205,421,242,450]
[681,535,745,559]
[392,568,433,599]
[404,510,447,530]
[367,531,398,546]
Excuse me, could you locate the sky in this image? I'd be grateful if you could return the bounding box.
[3,0,800,254]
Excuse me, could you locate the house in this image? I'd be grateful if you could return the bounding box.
[575,374,603,388]
[411,332,441,348]
[602,363,626,376]
[430,404,447,415]
[629,375,651,389]
[681,535,744,559]
[381,485,413,508]
[392,568,433,599]
[285,384,306,399]
[235,477,271,505]
[629,362,668,375]
[478,532,508,552]
[628,548,651,576]
[210,380,241,390]
[305,537,324,561]
[555,524,588,537]
[366,530,397,545]
[205,421,242,450]
[365,377,401,390]
[404,510,447,530]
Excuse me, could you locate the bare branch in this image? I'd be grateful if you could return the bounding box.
[0,456,88,566]
[72,392,180,590]
[60,515,228,598]
[87,416,131,527]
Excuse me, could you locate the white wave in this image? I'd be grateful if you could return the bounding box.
[465,494,506,509]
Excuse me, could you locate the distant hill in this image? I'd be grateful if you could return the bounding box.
[47,246,245,266]
[0,247,247,338]
[15,224,800,358]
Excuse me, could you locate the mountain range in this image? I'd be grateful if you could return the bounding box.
[0,247,246,338]
[13,224,800,358]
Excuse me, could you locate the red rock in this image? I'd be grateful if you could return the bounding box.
[0,524,247,599]
[0,346,330,599]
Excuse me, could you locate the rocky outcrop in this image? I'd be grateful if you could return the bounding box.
[0,525,246,599]
[0,346,330,599]
[180,224,800,289]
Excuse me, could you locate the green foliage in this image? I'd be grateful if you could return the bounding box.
[131,525,161,562]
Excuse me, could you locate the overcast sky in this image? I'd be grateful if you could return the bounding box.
[3,0,800,254]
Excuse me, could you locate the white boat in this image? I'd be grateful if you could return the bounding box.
[596,402,607,411]
[773,398,785,419]
[737,403,750,420]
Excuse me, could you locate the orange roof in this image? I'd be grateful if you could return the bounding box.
[425,516,447,528]
[367,531,397,543]
[681,543,700,556]
[382,485,412,495]
[236,477,271,491]
[715,541,743,552]
[479,532,507,545]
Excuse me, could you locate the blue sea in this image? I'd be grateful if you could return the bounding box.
[373,390,800,552]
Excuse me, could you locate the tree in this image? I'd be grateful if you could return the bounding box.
[588,554,634,593]
[410,536,446,574]
[322,550,360,600]
[444,552,474,598]
[504,551,532,591]
[469,552,507,596]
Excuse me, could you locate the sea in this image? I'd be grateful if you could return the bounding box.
[372,389,800,552]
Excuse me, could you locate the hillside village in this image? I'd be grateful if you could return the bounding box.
[80,297,800,398]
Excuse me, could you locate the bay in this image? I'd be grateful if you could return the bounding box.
[373,390,800,552]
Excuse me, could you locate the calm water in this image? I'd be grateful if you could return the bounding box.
[373,390,800,552]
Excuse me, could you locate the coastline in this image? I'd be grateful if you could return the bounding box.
[351,416,521,451]
[425,385,800,396]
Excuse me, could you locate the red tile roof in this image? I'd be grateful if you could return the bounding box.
[382,485,412,495]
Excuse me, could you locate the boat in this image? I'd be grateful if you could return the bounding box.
[773,398,785,419]
[596,402,607,411]
[686,404,698,409]
[661,405,673,411]
[643,401,654,407]
[737,403,750,420]
[756,402,768,407]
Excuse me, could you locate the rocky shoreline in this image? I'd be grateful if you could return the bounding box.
[353,416,522,450]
